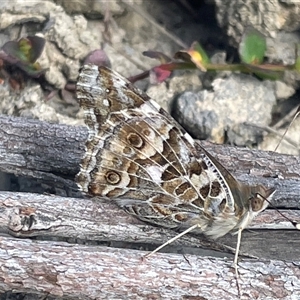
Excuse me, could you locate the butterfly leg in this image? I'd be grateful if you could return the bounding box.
[234,228,243,297]
[144,223,200,258]
[234,228,242,267]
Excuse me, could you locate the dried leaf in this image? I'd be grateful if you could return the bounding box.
[174,42,209,71]
[143,51,172,64]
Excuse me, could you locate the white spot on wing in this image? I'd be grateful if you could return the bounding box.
[140,102,158,115]
[183,132,194,146]
[122,110,131,119]
[147,165,164,183]
[106,119,115,126]
[103,99,110,107]
[149,99,161,111]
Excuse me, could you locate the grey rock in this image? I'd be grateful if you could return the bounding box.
[260,117,300,155]
[214,0,300,45]
[0,81,81,125]
[266,32,300,65]
[44,14,101,61]
[0,0,62,30]
[0,83,44,116]
[173,90,218,140]
[53,0,124,16]
[174,74,276,145]
[41,12,103,87]
[146,71,202,113]
[274,81,295,100]
[0,1,104,89]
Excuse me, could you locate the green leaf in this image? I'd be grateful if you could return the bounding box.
[294,44,300,72]
[295,57,300,72]
[239,27,266,65]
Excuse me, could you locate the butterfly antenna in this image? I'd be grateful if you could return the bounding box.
[257,193,300,229]
[267,108,300,228]
[274,105,300,153]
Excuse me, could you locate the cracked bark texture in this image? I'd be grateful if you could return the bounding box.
[0,114,300,300]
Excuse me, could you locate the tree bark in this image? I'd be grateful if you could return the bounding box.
[0,114,300,299]
[0,236,299,300]
[0,115,299,204]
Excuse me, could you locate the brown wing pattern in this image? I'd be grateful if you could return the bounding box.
[76,65,238,235]
[76,65,274,238]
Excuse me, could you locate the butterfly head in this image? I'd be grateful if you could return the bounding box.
[232,184,276,233]
[248,185,276,213]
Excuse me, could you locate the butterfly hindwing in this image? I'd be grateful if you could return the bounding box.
[76,65,272,237]
[76,65,235,233]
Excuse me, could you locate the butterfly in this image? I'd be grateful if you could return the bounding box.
[75,64,275,274]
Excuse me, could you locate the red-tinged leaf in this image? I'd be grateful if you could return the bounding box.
[155,62,195,71]
[128,62,195,84]
[127,71,150,84]
[143,51,172,64]
[83,49,111,67]
[2,36,45,64]
[25,36,45,63]
[175,50,206,71]
[61,88,77,103]
[174,51,190,61]
[46,89,59,100]
[0,50,19,64]
[16,61,46,77]
[174,42,209,72]
[149,66,171,84]
[9,77,22,90]
[2,41,27,62]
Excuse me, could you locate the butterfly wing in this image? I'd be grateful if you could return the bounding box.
[76,65,242,237]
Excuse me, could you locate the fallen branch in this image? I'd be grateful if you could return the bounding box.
[0,115,299,204]
[0,114,300,299]
[0,235,299,300]
[0,190,299,257]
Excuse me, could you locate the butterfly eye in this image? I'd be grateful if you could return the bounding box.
[250,194,264,212]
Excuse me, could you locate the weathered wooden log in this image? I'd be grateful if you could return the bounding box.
[0,114,300,299]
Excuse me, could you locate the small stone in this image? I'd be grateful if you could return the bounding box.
[174,74,276,146]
